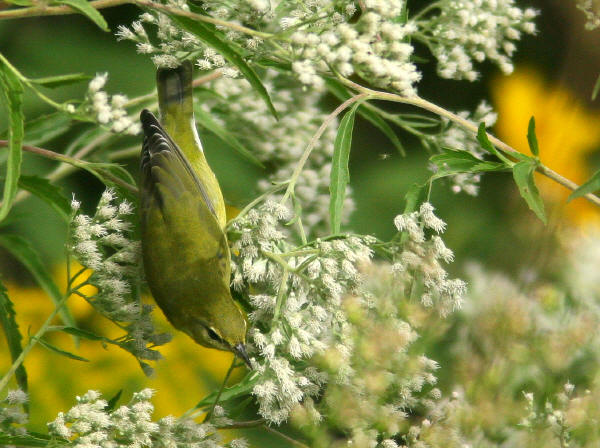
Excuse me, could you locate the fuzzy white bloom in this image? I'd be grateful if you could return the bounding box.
[85,74,139,135]
[68,190,170,374]
[430,101,498,196]
[229,201,374,423]
[426,0,538,80]
[392,204,465,316]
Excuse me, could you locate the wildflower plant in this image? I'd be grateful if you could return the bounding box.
[1,1,600,448]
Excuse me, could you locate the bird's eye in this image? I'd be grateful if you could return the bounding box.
[207,328,221,342]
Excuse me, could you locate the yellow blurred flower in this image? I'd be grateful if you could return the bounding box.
[491,67,600,225]
[1,263,239,431]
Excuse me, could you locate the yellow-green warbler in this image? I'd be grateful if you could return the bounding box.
[139,61,250,367]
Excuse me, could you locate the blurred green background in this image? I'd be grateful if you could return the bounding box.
[1,0,600,443]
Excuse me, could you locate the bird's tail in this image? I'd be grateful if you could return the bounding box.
[156,61,194,128]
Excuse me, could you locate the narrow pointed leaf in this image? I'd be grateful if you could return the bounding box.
[430,148,508,178]
[512,161,547,224]
[53,0,109,31]
[527,116,539,156]
[476,122,504,160]
[106,389,123,411]
[593,73,600,101]
[0,234,76,331]
[0,280,28,396]
[0,434,48,447]
[194,372,259,409]
[29,72,90,88]
[22,112,72,146]
[329,103,359,234]
[194,105,264,167]
[0,60,24,223]
[37,337,89,361]
[325,78,405,155]
[18,175,71,222]
[171,15,278,119]
[568,169,600,202]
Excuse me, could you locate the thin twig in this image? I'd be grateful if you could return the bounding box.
[262,425,311,448]
[0,140,138,194]
[280,92,369,203]
[217,419,265,429]
[339,77,600,208]
[133,0,272,38]
[0,0,126,20]
[202,356,237,423]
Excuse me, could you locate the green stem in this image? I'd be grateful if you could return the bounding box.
[0,0,127,19]
[262,425,310,448]
[339,77,600,208]
[0,293,70,393]
[0,140,138,194]
[202,356,237,423]
[134,0,273,39]
[281,93,369,204]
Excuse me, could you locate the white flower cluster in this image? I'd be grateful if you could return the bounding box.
[576,0,600,30]
[0,389,28,437]
[285,0,420,96]
[291,263,443,447]
[424,0,538,80]
[520,383,576,446]
[432,101,498,196]
[229,200,374,423]
[206,71,353,235]
[69,189,170,374]
[116,5,239,77]
[82,73,141,135]
[391,203,466,317]
[48,389,241,448]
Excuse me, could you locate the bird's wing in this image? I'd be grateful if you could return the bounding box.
[140,109,228,270]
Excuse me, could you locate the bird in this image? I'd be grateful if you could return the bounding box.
[139,61,250,367]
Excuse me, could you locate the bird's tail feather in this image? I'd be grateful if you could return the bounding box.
[156,61,193,124]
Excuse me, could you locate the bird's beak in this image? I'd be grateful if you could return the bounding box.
[234,343,252,369]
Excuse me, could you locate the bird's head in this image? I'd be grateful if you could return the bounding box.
[186,296,251,368]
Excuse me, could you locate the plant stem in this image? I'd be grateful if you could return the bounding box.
[203,356,237,423]
[133,0,273,39]
[262,425,311,448]
[217,419,265,429]
[338,77,600,207]
[0,293,70,393]
[0,140,138,194]
[280,93,369,204]
[0,0,126,19]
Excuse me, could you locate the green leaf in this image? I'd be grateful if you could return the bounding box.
[0,59,24,223]
[171,16,278,120]
[3,0,34,5]
[18,175,71,222]
[430,148,508,178]
[106,389,123,411]
[29,72,90,88]
[512,161,547,224]
[476,122,504,160]
[329,103,359,234]
[53,0,109,31]
[193,372,259,409]
[527,116,539,156]
[22,112,72,146]
[325,79,405,156]
[37,337,89,361]
[0,234,77,331]
[568,169,600,202]
[49,325,116,344]
[592,73,600,101]
[0,279,28,397]
[403,183,425,214]
[0,434,49,447]
[193,104,264,168]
